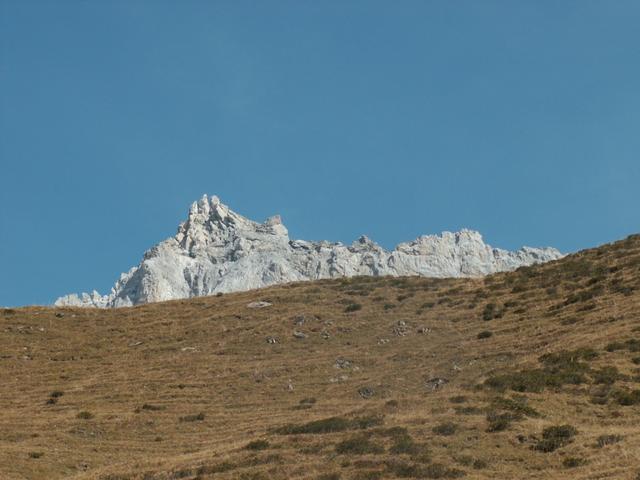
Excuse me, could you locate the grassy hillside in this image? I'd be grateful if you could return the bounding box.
[2,235,640,480]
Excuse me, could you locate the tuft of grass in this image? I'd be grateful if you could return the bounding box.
[486,348,597,393]
[28,452,44,459]
[316,474,341,480]
[477,330,493,339]
[615,389,640,406]
[491,396,540,418]
[389,434,424,456]
[592,366,622,384]
[76,411,93,420]
[449,395,467,404]
[344,303,362,313]
[534,425,577,452]
[244,439,270,450]
[486,411,520,432]
[179,412,205,422]
[432,422,457,436]
[563,457,587,468]
[335,435,384,455]
[276,415,383,435]
[596,434,622,448]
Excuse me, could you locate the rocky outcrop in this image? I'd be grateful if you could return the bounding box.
[55,195,562,307]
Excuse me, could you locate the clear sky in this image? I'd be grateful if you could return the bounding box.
[1,1,639,306]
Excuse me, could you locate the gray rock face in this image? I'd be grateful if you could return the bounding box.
[55,195,563,308]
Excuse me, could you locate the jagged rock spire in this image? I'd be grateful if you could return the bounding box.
[55,195,562,307]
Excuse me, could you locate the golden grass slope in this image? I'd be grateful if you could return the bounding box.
[1,234,640,480]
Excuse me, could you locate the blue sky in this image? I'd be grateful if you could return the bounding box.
[1,1,639,306]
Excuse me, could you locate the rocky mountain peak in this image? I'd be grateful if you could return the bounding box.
[55,195,563,308]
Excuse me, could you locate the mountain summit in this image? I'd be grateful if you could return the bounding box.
[55,195,562,307]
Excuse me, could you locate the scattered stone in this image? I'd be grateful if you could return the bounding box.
[320,331,330,340]
[393,320,410,336]
[425,377,449,391]
[180,347,198,352]
[293,331,307,339]
[358,386,375,399]
[55,312,64,318]
[335,358,353,369]
[378,338,390,345]
[417,327,431,334]
[128,341,143,347]
[293,315,306,326]
[266,336,279,344]
[330,375,349,383]
[247,301,272,309]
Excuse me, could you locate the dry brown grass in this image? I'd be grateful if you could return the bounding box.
[2,235,640,479]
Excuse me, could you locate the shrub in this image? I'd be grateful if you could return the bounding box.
[77,411,93,420]
[141,403,165,411]
[28,452,44,459]
[486,349,596,393]
[449,396,467,404]
[432,422,457,436]
[422,463,465,479]
[482,303,498,321]
[317,474,341,480]
[335,435,384,455]
[477,331,493,339]
[244,439,270,450]
[345,303,362,313]
[491,396,539,418]
[389,435,423,455]
[596,434,622,448]
[592,366,621,385]
[179,412,205,422]
[276,415,383,435]
[196,461,235,475]
[615,389,640,406]
[563,457,587,468]
[534,425,577,452]
[50,390,64,398]
[486,411,519,432]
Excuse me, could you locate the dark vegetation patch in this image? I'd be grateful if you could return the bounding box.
[432,422,458,436]
[276,415,383,435]
[384,460,465,479]
[449,396,467,404]
[563,457,587,468]
[605,338,640,353]
[485,349,599,393]
[477,331,493,339]
[179,412,205,422]
[344,303,363,313]
[244,439,270,450]
[534,425,577,452]
[596,434,622,448]
[335,435,384,455]
[482,303,503,321]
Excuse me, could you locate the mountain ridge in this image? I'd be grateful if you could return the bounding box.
[55,194,563,307]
